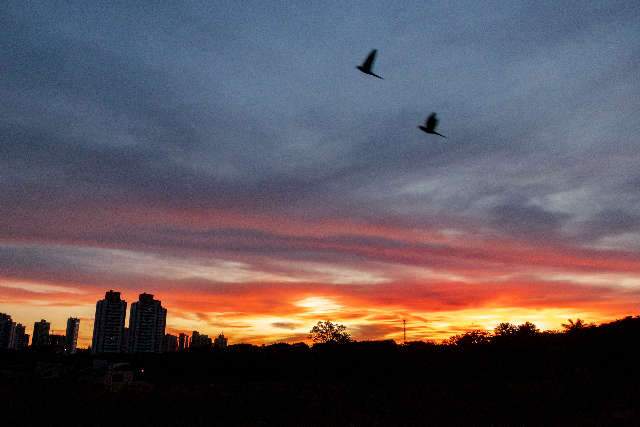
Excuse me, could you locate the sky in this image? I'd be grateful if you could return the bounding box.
[1,1,640,348]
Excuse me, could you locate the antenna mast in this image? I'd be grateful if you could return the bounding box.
[403,319,406,344]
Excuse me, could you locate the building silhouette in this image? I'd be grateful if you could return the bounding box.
[214,332,228,350]
[190,331,212,350]
[65,317,80,354]
[0,313,15,350]
[12,324,29,350]
[162,334,178,352]
[92,290,127,353]
[178,332,190,351]
[121,327,130,353]
[32,319,51,348]
[128,293,166,353]
[49,334,66,353]
[1,315,29,351]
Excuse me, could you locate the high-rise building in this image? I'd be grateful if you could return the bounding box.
[32,319,51,348]
[65,317,80,354]
[12,324,29,350]
[0,313,16,350]
[162,334,178,352]
[178,333,190,351]
[49,334,66,353]
[128,293,166,353]
[121,327,130,353]
[214,332,228,350]
[190,330,212,350]
[92,290,127,353]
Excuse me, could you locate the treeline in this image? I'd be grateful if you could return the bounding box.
[205,315,640,351]
[2,315,640,426]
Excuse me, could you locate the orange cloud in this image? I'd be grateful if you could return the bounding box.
[2,210,640,347]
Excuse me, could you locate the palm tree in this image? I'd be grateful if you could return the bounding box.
[562,318,588,333]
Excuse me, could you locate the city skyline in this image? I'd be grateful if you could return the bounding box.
[1,291,228,351]
[2,2,640,348]
[3,287,640,350]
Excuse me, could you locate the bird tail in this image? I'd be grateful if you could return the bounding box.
[371,73,383,79]
[434,132,446,138]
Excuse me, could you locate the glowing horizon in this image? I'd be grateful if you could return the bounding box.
[3,226,639,348]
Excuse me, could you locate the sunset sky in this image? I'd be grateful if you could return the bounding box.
[2,1,640,348]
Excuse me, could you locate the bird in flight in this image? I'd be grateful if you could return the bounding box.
[418,113,446,138]
[357,49,383,79]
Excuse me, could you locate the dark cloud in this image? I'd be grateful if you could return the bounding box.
[580,209,640,240]
[489,198,571,238]
[3,2,639,243]
[271,322,300,330]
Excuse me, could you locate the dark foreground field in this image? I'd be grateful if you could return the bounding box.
[2,317,640,426]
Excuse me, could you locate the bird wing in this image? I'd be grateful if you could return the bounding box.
[362,49,377,70]
[426,113,438,131]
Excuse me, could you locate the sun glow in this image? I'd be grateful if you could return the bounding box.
[295,296,343,314]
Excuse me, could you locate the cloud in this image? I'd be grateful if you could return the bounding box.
[271,322,300,330]
[1,1,640,346]
[489,198,571,238]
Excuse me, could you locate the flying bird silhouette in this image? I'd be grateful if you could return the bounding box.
[418,113,446,138]
[356,49,383,79]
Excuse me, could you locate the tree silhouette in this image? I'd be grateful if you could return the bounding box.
[309,320,352,344]
[494,322,518,337]
[446,330,491,347]
[562,318,590,333]
[516,321,540,337]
